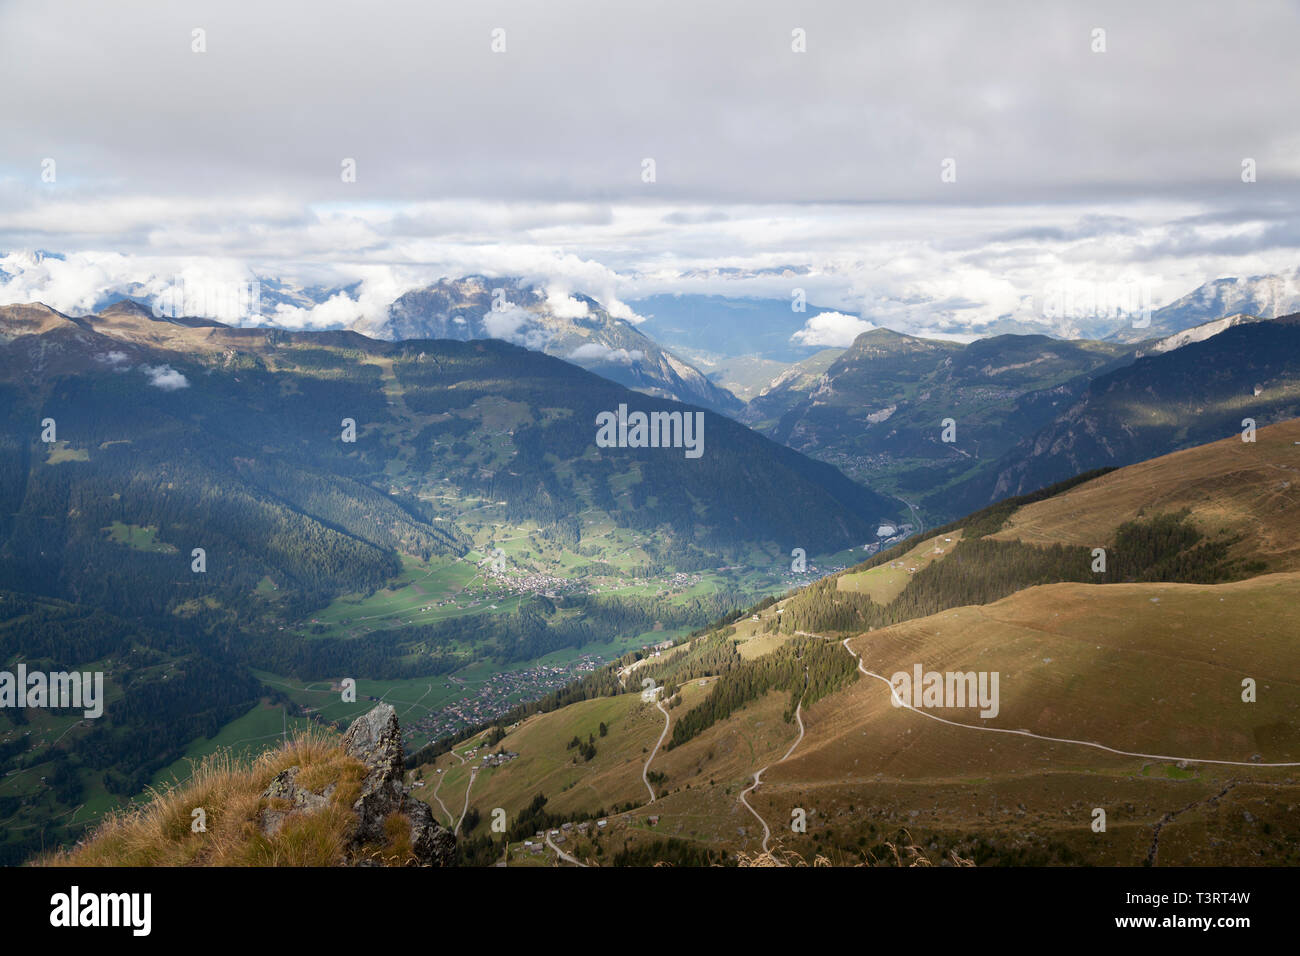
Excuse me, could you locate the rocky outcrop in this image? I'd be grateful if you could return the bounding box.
[258,704,455,866]
[258,766,334,837]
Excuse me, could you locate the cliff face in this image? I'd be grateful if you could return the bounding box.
[260,705,456,867]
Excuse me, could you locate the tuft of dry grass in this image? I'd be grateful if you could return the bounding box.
[37,728,381,867]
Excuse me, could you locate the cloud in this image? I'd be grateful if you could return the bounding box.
[141,364,189,391]
[5,1,1300,205]
[568,344,644,365]
[482,305,551,350]
[0,1,1298,347]
[7,194,1300,344]
[543,287,590,319]
[790,311,876,347]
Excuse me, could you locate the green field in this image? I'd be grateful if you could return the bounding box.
[151,700,317,789]
[45,441,89,464]
[0,662,132,846]
[296,554,496,638]
[836,530,963,603]
[103,521,179,554]
[130,516,854,829]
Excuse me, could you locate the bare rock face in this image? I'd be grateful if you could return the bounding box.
[342,704,405,779]
[258,704,455,866]
[259,766,333,837]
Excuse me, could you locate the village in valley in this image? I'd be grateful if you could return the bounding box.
[399,654,608,742]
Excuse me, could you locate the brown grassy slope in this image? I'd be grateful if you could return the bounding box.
[415,693,663,824]
[782,573,1300,783]
[991,418,1300,571]
[749,572,1300,865]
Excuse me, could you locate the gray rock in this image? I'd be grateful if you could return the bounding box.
[342,704,404,778]
[258,766,333,836]
[342,704,455,866]
[257,704,456,866]
[407,798,457,864]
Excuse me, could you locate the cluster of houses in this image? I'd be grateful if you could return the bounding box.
[478,749,518,768]
[405,654,606,740]
[485,568,582,598]
[519,818,609,856]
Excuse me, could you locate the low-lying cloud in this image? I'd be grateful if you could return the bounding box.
[141,364,189,391]
[482,305,552,350]
[790,311,877,347]
[568,344,645,365]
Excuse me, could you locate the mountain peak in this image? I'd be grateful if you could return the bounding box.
[96,298,157,319]
[851,327,910,344]
[844,326,957,357]
[367,276,744,414]
[0,301,81,336]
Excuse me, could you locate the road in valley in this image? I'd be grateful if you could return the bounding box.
[897,497,925,536]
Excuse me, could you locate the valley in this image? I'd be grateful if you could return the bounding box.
[433,422,1300,867]
[3,289,1299,868]
[0,300,889,862]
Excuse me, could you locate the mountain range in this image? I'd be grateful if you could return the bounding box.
[356,277,748,416]
[744,311,1300,524]
[55,417,1300,867]
[5,264,1300,865]
[1106,269,1300,343]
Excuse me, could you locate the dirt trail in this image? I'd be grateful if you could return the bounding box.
[454,767,479,835]
[739,669,809,856]
[643,696,671,803]
[739,769,771,850]
[430,771,454,826]
[837,635,1300,768]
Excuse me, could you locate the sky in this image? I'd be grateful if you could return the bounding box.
[3,0,1300,343]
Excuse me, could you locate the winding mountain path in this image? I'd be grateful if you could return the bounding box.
[454,767,479,835]
[430,770,454,826]
[739,685,808,855]
[643,696,671,803]
[738,769,770,850]
[781,699,806,762]
[837,636,1300,768]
